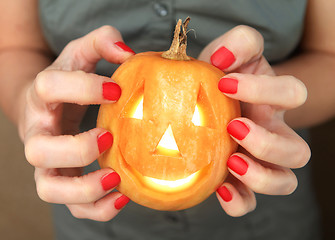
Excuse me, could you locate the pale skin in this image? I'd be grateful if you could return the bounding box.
[0,0,334,221]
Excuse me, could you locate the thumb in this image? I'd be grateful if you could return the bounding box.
[198,25,265,73]
[52,25,135,72]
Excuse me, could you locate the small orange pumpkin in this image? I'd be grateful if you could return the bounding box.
[97,18,240,211]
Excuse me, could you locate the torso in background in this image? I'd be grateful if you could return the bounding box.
[39,1,321,240]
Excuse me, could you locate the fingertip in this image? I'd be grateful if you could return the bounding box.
[218,77,238,94]
[114,41,136,55]
[227,155,249,176]
[210,46,236,70]
[216,182,256,217]
[227,119,250,141]
[100,171,121,191]
[102,81,122,101]
[97,131,113,154]
[217,185,233,202]
[114,195,130,210]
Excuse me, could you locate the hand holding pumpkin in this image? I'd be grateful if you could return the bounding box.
[22,26,134,221]
[199,25,311,217]
[22,21,310,220]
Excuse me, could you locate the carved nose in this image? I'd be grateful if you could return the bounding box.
[155,124,180,156]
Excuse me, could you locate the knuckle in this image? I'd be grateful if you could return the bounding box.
[68,39,80,49]
[69,205,113,222]
[98,25,121,37]
[36,180,52,202]
[251,172,270,193]
[97,209,114,222]
[34,71,50,101]
[25,137,43,167]
[74,133,93,167]
[292,140,311,168]
[293,78,308,107]
[77,141,88,168]
[233,25,264,57]
[75,176,96,203]
[229,202,255,217]
[254,134,274,161]
[68,206,86,219]
[63,39,78,52]
[285,174,298,195]
[277,169,298,195]
[285,76,308,108]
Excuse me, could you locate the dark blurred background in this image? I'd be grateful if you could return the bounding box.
[0,110,53,239]
[0,108,334,240]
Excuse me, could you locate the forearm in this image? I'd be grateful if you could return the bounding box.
[0,0,54,127]
[0,49,53,126]
[273,50,335,128]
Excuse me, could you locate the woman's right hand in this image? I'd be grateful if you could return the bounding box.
[20,26,135,221]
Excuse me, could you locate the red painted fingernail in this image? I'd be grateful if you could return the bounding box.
[101,172,121,191]
[97,132,113,153]
[115,41,135,54]
[115,195,130,210]
[218,77,238,94]
[227,120,250,140]
[217,186,232,202]
[102,82,121,101]
[227,155,248,176]
[211,46,235,70]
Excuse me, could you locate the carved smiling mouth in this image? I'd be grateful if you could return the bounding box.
[143,171,200,190]
[118,145,209,192]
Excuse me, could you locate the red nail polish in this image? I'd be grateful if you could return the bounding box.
[218,77,238,94]
[227,155,248,176]
[211,46,235,70]
[102,82,121,101]
[115,195,130,210]
[115,41,135,54]
[97,132,113,153]
[227,120,250,140]
[101,172,121,191]
[217,186,232,202]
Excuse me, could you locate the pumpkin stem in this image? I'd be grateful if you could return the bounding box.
[162,17,191,61]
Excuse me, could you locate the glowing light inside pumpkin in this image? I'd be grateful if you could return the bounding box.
[143,171,200,191]
[132,96,143,119]
[192,105,202,126]
[157,125,179,152]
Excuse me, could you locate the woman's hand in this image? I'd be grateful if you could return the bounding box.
[199,26,311,217]
[21,26,135,221]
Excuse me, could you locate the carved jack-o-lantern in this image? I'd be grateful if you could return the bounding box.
[97,18,240,211]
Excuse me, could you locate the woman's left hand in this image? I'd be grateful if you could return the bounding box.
[199,25,311,217]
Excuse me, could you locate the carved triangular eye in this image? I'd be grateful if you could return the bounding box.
[191,85,216,129]
[121,84,144,119]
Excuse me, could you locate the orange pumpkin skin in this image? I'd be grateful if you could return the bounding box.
[97,51,240,211]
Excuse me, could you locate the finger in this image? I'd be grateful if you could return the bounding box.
[25,128,113,168]
[199,25,271,73]
[52,25,135,72]
[67,193,130,222]
[218,73,308,109]
[216,179,256,217]
[34,69,121,105]
[34,168,121,204]
[227,154,298,195]
[227,118,311,169]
